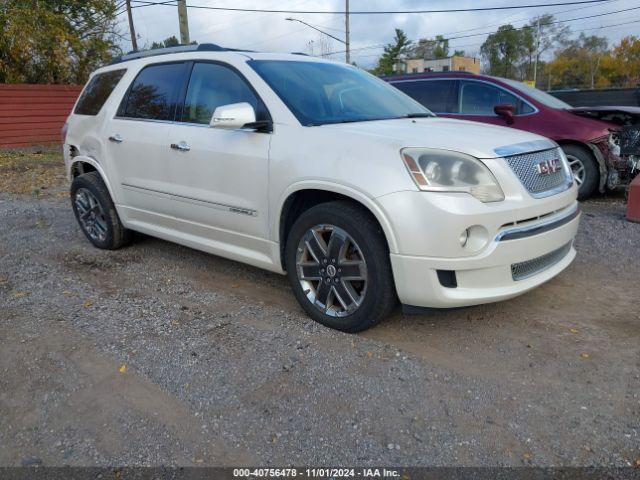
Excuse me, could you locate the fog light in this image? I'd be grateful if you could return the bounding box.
[459,229,469,247]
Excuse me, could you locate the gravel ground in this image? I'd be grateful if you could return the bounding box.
[0,186,639,467]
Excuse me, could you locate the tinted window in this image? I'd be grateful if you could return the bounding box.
[459,81,534,115]
[74,69,126,115]
[182,63,263,124]
[393,80,457,113]
[249,60,431,126]
[120,63,186,120]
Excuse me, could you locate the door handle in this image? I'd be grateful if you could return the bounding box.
[170,141,190,152]
[108,134,123,143]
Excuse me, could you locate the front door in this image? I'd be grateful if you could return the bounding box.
[456,80,534,130]
[167,61,272,249]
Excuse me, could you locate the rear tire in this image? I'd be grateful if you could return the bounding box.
[284,201,397,332]
[70,172,132,250]
[562,144,599,200]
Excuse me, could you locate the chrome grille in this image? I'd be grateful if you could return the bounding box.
[511,242,572,281]
[505,148,570,197]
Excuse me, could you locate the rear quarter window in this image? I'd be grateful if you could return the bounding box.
[392,80,458,114]
[74,69,126,116]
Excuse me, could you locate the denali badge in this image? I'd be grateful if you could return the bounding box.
[536,158,562,175]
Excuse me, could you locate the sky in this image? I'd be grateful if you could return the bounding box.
[117,0,640,68]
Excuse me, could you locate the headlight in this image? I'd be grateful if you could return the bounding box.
[401,148,505,203]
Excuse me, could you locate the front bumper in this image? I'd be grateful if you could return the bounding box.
[377,189,580,308]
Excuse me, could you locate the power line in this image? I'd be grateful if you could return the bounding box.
[444,4,640,41]
[323,6,640,56]
[128,0,613,15]
[435,0,619,37]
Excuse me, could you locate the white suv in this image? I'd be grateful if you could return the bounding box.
[63,44,580,332]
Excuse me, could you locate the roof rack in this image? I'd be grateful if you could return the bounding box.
[109,43,253,65]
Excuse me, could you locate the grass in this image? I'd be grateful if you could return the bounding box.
[0,148,67,196]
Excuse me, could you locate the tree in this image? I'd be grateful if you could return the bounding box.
[373,29,413,76]
[412,35,449,60]
[150,36,181,50]
[0,0,122,84]
[546,34,609,89]
[149,35,197,50]
[480,25,525,79]
[480,15,568,82]
[525,14,570,81]
[604,36,640,88]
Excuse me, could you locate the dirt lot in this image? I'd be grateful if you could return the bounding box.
[0,149,639,467]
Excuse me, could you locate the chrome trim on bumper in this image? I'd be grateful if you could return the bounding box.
[496,204,580,242]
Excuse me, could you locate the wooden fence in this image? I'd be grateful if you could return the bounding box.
[0,84,82,148]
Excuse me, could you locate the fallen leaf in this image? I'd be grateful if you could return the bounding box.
[634,459,640,468]
[0,277,8,285]
[366,351,373,358]
[171,319,180,326]
[118,364,127,374]
[13,291,30,298]
[523,452,532,460]
[84,300,93,308]
[231,283,240,288]
[569,328,579,334]
[580,353,590,359]
[63,290,72,296]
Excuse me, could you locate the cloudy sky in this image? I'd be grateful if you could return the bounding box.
[118,0,640,68]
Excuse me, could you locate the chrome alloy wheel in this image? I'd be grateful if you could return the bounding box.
[567,154,586,186]
[295,224,367,318]
[74,188,108,242]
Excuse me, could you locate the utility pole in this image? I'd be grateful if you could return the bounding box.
[125,0,138,52]
[533,17,540,87]
[345,0,351,64]
[178,0,190,45]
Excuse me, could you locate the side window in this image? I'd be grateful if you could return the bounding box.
[119,62,186,121]
[393,80,457,113]
[181,62,263,125]
[74,69,126,115]
[459,81,534,115]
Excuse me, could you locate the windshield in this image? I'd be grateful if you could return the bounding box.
[499,77,572,109]
[249,60,433,126]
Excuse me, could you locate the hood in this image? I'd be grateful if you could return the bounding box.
[320,117,556,159]
[568,106,640,126]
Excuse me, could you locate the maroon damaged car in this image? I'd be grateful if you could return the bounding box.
[385,72,640,199]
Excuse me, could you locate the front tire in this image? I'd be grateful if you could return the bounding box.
[562,144,599,200]
[284,201,397,332]
[70,172,132,250]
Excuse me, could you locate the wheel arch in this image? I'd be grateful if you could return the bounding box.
[276,183,399,271]
[557,139,606,193]
[68,156,117,201]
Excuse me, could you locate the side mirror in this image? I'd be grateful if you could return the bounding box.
[210,102,257,130]
[494,103,515,124]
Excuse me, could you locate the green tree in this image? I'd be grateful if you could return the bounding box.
[412,35,449,60]
[0,0,122,84]
[480,25,524,79]
[150,36,181,50]
[373,29,413,76]
[480,15,568,82]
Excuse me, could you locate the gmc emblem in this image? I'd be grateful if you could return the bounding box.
[536,158,562,175]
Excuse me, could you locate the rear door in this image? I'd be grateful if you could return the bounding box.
[106,61,189,223]
[392,79,459,115]
[167,61,272,246]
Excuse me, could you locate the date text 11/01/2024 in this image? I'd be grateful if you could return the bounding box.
[233,468,401,478]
